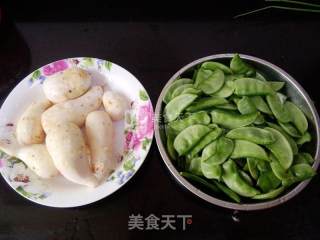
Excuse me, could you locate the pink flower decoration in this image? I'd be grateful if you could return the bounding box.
[43,60,68,76]
[136,102,154,140]
[0,159,4,168]
[124,131,141,151]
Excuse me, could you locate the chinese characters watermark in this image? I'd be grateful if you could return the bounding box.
[128,214,192,231]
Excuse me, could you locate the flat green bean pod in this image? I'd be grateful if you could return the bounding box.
[268,81,285,91]
[164,94,198,122]
[222,160,260,197]
[236,96,257,114]
[299,152,314,165]
[169,111,210,133]
[278,121,302,138]
[165,126,178,160]
[266,93,291,123]
[180,87,202,95]
[163,78,193,104]
[188,127,223,158]
[226,127,275,145]
[234,78,274,96]
[186,96,228,112]
[214,180,241,203]
[226,74,245,81]
[255,71,267,81]
[266,122,298,155]
[201,61,232,74]
[230,54,256,77]
[202,137,234,165]
[188,157,203,176]
[257,170,281,193]
[230,140,269,161]
[252,186,284,200]
[285,101,308,134]
[174,124,211,156]
[264,127,293,170]
[201,141,217,161]
[171,84,194,99]
[251,96,273,115]
[270,160,287,180]
[239,170,254,186]
[294,153,310,165]
[195,68,225,95]
[211,110,258,129]
[256,159,271,172]
[296,131,312,146]
[277,92,287,104]
[201,162,222,180]
[247,158,259,180]
[180,172,219,192]
[211,80,235,98]
[253,113,265,125]
[214,103,238,111]
[291,163,316,181]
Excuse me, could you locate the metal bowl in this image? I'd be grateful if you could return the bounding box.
[155,53,320,211]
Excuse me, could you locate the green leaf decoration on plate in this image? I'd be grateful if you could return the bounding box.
[105,61,112,71]
[142,138,152,150]
[123,159,135,171]
[7,157,27,169]
[139,90,149,101]
[16,186,32,198]
[16,186,48,200]
[82,57,94,67]
[31,70,41,82]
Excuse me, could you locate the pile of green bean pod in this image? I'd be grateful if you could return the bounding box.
[163,54,316,203]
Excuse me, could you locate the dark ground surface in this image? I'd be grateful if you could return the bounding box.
[1,2,320,240]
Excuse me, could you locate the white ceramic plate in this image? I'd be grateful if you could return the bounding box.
[0,57,154,207]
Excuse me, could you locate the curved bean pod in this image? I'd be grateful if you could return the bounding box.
[173,124,211,156]
[291,163,316,181]
[194,68,225,95]
[266,122,298,155]
[257,170,281,193]
[278,121,301,138]
[230,140,269,161]
[180,172,219,192]
[211,80,234,98]
[264,127,293,170]
[201,61,232,74]
[214,180,241,203]
[188,127,222,158]
[202,137,234,164]
[236,96,257,114]
[285,101,308,134]
[163,78,193,104]
[169,111,210,134]
[171,84,194,99]
[251,96,272,115]
[211,110,258,129]
[234,78,274,96]
[230,54,256,77]
[226,127,275,145]
[188,157,203,176]
[266,94,291,123]
[222,160,260,197]
[164,94,198,122]
[186,97,228,112]
[252,186,284,200]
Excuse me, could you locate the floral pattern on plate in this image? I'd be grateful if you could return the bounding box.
[0,57,154,207]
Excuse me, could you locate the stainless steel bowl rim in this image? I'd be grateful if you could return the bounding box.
[154,53,320,211]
